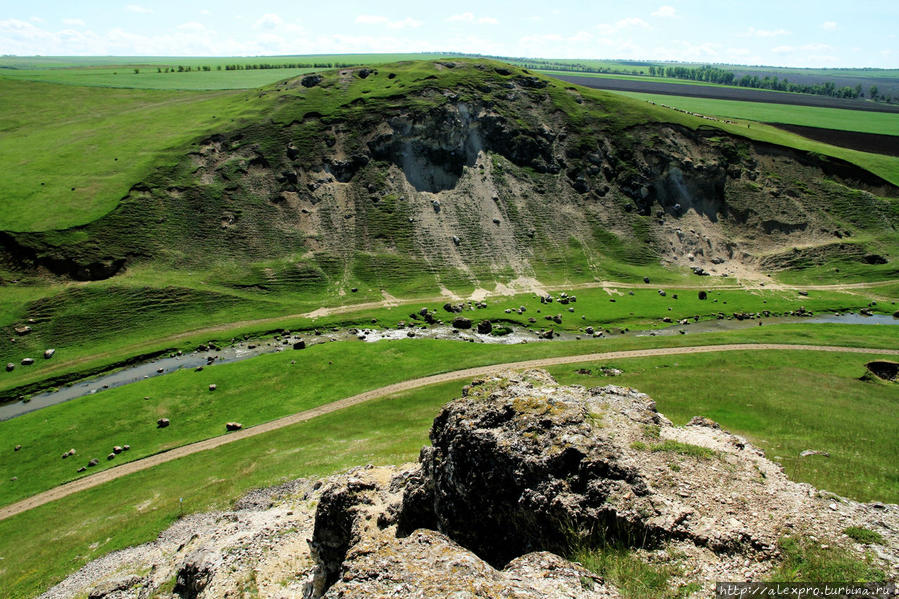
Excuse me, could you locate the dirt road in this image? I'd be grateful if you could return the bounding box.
[2,342,897,522]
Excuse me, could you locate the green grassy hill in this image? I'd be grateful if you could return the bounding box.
[0,58,897,599]
[1,59,897,375]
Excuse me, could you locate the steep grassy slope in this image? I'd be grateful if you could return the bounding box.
[0,80,267,231]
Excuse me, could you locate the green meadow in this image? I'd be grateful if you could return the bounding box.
[0,79,261,231]
[611,90,899,135]
[2,277,891,397]
[0,55,897,598]
[0,53,447,90]
[1,337,896,598]
[3,323,897,507]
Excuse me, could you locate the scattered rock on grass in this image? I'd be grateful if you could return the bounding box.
[88,575,146,599]
[157,418,170,429]
[226,422,243,431]
[452,317,472,330]
[687,416,720,429]
[800,450,830,458]
[864,360,898,382]
[301,74,323,87]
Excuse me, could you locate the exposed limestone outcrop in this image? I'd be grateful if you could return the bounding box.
[40,370,898,599]
[4,64,895,285]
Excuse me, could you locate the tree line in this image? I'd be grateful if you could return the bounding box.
[646,65,892,102]
[515,58,894,104]
[486,56,895,104]
[144,62,353,74]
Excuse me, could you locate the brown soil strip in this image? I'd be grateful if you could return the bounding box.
[552,75,899,113]
[2,343,897,522]
[767,123,899,157]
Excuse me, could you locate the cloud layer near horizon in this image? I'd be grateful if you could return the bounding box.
[1,1,895,68]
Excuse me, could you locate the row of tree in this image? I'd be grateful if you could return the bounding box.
[494,58,895,105]
[143,62,354,74]
[647,65,893,103]
[517,61,643,77]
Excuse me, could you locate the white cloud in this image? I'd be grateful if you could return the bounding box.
[596,17,649,35]
[569,30,592,43]
[772,45,794,54]
[62,18,86,26]
[821,21,837,31]
[356,15,389,25]
[177,22,209,33]
[355,15,422,29]
[126,4,153,14]
[740,27,790,38]
[518,30,606,58]
[651,6,677,18]
[0,16,439,56]
[30,16,44,23]
[446,12,497,25]
[255,13,283,29]
[447,12,475,22]
[200,9,211,16]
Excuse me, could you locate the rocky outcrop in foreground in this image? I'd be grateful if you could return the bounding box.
[42,370,897,599]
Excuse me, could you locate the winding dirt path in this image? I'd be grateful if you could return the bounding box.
[2,342,897,522]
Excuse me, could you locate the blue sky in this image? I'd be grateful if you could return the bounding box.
[1,1,896,67]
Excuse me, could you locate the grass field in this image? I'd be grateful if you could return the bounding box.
[611,91,899,136]
[539,69,762,91]
[2,277,891,396]
[0,66,318,90]
[1,337,896,598]
[606,91,899,185]
[1,53,897,599]
[0,53,448,90]
[0,79,263,231]
[0,53,447,70]
[3,323,897,507]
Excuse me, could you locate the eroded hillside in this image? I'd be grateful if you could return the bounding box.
[2,60,896,291]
